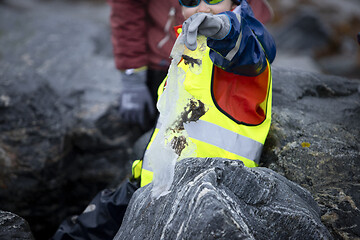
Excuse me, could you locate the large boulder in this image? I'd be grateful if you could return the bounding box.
[115,157,332,240]
[261,66,360,239]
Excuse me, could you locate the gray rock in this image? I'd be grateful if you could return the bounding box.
[261,66,360,239]
[115,157,332,240]
[0,210,35,240]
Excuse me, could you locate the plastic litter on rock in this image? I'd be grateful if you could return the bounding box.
[144,35,207,199]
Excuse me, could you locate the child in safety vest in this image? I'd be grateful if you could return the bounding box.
[51,1,276,239]
[132,0,277,190]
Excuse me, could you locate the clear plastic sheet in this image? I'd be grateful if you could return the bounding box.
[144,35,207,199]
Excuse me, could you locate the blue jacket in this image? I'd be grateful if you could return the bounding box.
[208,0,276,76]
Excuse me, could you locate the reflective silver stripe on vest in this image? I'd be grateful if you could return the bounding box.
[184,120,263,164]
[143,119,263,170]
[225,14,242,61]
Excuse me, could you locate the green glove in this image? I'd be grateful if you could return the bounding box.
[182,12,231,51]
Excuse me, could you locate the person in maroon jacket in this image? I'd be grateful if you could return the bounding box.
[107,0,274,129]
[107,0,183,129]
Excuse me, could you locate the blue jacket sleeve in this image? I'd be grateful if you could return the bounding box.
[207,0,276,76]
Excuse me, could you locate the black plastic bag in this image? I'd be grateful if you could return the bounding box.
[51,180,138,240]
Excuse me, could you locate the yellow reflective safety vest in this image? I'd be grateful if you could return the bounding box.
[133,47,272,187]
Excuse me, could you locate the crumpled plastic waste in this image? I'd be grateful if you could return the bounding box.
[144,34,207,199]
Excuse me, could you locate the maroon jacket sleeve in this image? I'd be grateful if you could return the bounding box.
[107,0,148,70]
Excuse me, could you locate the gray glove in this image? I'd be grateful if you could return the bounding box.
[182,12,231,51]
[119,69,156,129]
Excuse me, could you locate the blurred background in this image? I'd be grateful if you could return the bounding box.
[2,0,359,79]
[268,0,360,79]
